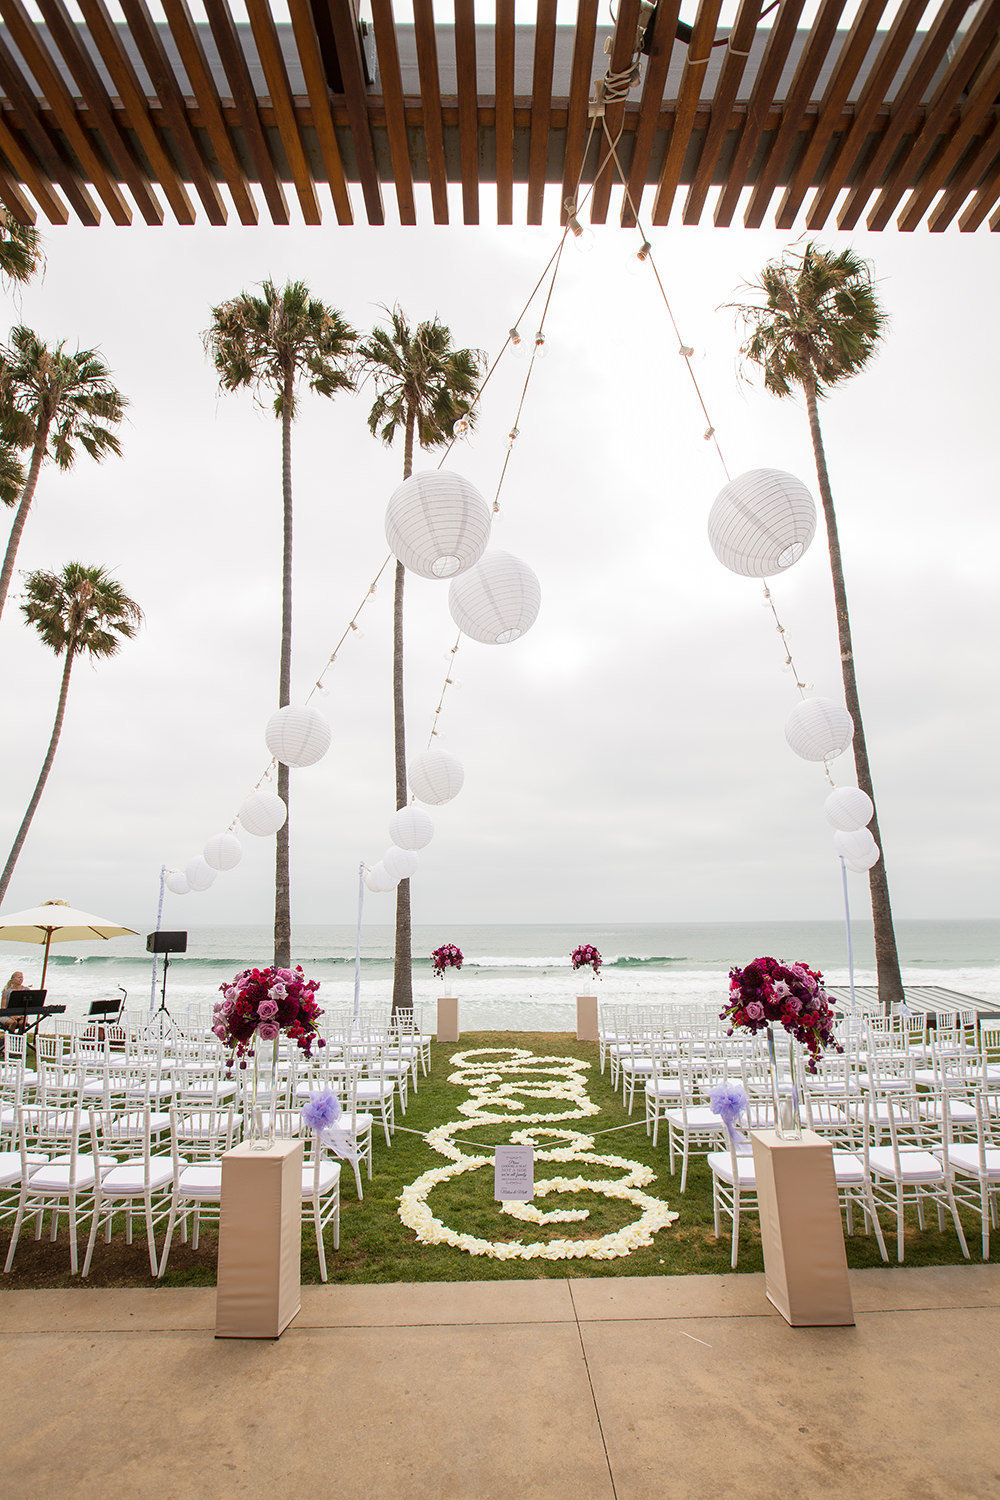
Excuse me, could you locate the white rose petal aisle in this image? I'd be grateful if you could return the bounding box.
[398,1048,678,1261]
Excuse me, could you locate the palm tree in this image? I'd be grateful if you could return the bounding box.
[205,280,356,968]
[357,309,484,1014]
[0,206,42,287]
[0,327,126,623]
[0,563,141,905]
[732,241,903,1010]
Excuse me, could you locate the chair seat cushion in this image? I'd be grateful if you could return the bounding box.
[868,1147,945,1182]
[645,1080,683,1099]
[946,1145,1000,1180]
[707,1151,757,1187]
[337,1112,373,1134]
[665,1106,725,1130]
[27,1159,99,1191]
[831,1150,867,1184]
[918,1099,977,1124]
[302,1161,340,1196]
[177,1164,224,1198]
[0,1150,46,1186]
[99,1157,178,1195]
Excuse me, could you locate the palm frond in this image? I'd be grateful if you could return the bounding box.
[20,562,141,659]
[357,307,486,453]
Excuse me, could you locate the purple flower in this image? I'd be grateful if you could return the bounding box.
[212,1023,227,1041]
[224,986,238,1001]
[772,981,791,1001]
[268,983,288,1001]
[258,999,279,1019]
[745,1000,765,1021]
[258,1022,279,1042]
[301,1089,342,1133]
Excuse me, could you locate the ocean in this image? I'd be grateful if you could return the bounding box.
[4,919,998,1030]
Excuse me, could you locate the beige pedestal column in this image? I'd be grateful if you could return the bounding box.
[750,1128,854,1328]
[437,996,459,1042]
[215,1137,303,1340]
[576,995,598,1042]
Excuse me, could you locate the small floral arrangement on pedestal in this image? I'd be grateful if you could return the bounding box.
[431,943,463,981]
[213,964,325,1070]
[720,956,841,1074]
[571,944,602,979]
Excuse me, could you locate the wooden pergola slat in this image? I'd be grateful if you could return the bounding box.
[928,120,1000,234]
[203,0,288,224]
[0,27,102,225]
[680,0,764,227]
[454,0,479,225]
[527,0,558,225]
[495,0,515,225]
[958,150,1000,234]
[412,0,448,223]
[588,0,641,224]
[369,0,415,224]
[0,111,66,223]
[327,0,383,224]
[619,0,679,227]
[894,47,1000,233]
[560,0,600,225]
[0,136,36,222]
[286,0,353,224]
[244,0,319,224]
[651,0,726,226]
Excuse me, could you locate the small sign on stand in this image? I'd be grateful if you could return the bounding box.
[494,1144,534,1202]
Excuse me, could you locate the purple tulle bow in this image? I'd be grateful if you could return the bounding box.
[708,1082,749,1146]
[301,1089,342,1133]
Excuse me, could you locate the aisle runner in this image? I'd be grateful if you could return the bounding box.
[398,1047,678,1261]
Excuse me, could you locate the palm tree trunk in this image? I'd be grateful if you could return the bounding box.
[273,375,293,968]
[0,644,75,904]
[0,429,47,623]
[391,407,416,1016]
[803,374,904,1010]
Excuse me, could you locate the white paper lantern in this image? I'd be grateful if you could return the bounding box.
[385,470,492,579]
[185,857,216,892]
[834,827,877,863]
[389,805,434,851]
[364,862,398,893]
[708,469,817,577]
[265,705,331,768]
[448,550,541,644]
[203,832,242,871]
[382,845,419,881]
[408,749,465,805]
[845,843,881,872]
[785,698,854,761]
[238,790,287,837]
[824,787,874,832]
[165,871,189,896]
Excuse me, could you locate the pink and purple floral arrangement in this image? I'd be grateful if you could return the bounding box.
[720,956,842,1074]
[213,964,325,1069]
[571,943,602,977]
[431,943,463,981]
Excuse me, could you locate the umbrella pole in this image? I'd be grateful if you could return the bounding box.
[40,929,53,990]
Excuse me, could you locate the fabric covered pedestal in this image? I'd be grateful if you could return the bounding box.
[750,1128,855,1328]
[436,996,459,1042]
[576,996,598,1042]
[215,1138,303,1340]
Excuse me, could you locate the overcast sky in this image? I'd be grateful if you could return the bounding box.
[0,190,996,933]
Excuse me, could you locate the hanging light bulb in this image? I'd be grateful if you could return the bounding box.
[452,412,470,438]
[533,331,547,359]
[627,240,652,276]
[509,327,527,359]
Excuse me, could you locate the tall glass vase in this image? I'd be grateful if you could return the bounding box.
[245,1036,279,1150]
[766,1025,802,1141]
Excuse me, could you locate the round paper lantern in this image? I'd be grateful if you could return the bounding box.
[834,827,877,863]
[165,871,189,896]
[785,698,854,761]
[824,786,874,832]
[238,791,287,837]
[382,845,419,881]
[385,470,491,579]
[448,550,541,645]
[389,805,434,851]
[204,831,242,871]
[265,705,331,768]
[708,469,817,577]
[408,749,465,805]
[364,862,398,893]
[846,845,881,872]
[185,857,216,892]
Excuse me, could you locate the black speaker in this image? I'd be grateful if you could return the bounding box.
[147,930,187,954]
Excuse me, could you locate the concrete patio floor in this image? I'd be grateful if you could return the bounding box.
[3,1266,999,1499]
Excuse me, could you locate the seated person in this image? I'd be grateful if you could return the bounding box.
[1,970,28,1031]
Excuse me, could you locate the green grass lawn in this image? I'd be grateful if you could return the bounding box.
[3,1032,992,1289]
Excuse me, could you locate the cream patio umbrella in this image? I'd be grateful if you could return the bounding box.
[0,899,137,988]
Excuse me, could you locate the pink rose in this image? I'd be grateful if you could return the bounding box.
[258,999,279,1019]
[268,983,288,1001]
[745,1001,765,1021]
[258,1022,279,1041]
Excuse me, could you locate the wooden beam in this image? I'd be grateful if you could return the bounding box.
[286,0,353,223]
[0,112,68,224]
[806,0,966,231]
[893,48,1000,231]
[495,0,515,224]
[203,0,289,224]
[526,0,558,225]
[651,0,725,225]
[118,0,228,224]
[34,0,167,225]
[454,0,479,224]
[0,33,101,224]
[561,0,600,224]
[326,0,383,224]
[681,0,763,226]
[76,0,196,225]
[839,0,1000,229]
[618,0,677,226]
[589,0,641,224]
[0,128,38,223]
[0,0,132,223]
[245,0,320,223]
[713,0,805,227]
[742,0,848,228]
[161,0,258,223]
[927,119,1000,232]
[369,0,415,224]
[958,149,1000,233]
[867,23,1000,230]
[412,0,448,223]
[774,0,893,230]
